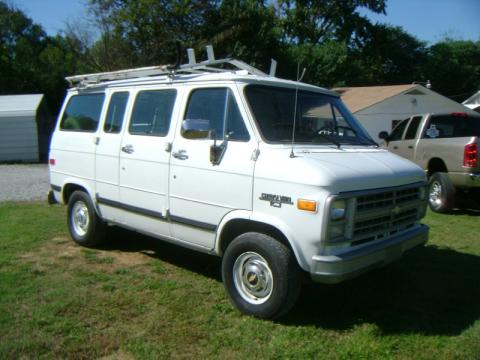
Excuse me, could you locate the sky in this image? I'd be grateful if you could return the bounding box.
[10,0,480,44]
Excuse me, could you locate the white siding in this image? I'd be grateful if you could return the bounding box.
[0,94,44,162]
[0,115,39,162]
[355,91,476,142]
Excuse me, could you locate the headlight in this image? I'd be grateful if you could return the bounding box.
[331,199,346,220]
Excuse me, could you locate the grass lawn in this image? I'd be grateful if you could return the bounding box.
[0,202,479,359]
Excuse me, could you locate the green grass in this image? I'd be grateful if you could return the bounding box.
[0,202,479,359]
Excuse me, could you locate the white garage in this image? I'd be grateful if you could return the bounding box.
[0,94,50,162]
[333,84,476,142]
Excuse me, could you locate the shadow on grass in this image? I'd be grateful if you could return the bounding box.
[452,197,480,215]
[101,227,479,336]
[283,245,480,336]
[102,226,222,281]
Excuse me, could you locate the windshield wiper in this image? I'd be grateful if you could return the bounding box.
[313,132,341,148]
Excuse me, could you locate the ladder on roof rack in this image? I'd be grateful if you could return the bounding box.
[65,45,276,86]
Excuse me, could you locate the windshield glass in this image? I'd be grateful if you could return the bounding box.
[245,85,375,146]
[423,114,480,138]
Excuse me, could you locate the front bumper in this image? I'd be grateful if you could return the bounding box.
[310,225,429,284]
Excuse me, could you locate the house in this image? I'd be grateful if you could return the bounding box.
[462,91,480,113]
[333,85,476,141]
[0,94,51,162]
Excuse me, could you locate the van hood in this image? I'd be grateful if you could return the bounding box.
[255,147,425,193]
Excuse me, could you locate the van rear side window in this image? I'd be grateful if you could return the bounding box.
[104,92,129,133]
[60,94,105,132]
[129,90,176,136]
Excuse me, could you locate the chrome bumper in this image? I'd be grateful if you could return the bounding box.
[311,225,429,284]
[449,172,480,188]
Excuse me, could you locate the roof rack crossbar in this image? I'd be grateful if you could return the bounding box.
[65,48,269,87]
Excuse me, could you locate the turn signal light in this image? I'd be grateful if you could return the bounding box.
[297,199,317,212]
[463,143,478,168]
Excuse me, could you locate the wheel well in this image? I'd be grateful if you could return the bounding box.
[62,183,88,204]
[218,219,293,255]
[427,158,448,177]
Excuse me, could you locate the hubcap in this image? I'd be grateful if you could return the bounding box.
[429,181,443,208]
[233,252,273,305]
[71,201,90,237]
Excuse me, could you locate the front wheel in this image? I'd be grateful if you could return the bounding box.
[67,190,106,247]
[222,232,301,319]
[428,172,455,213]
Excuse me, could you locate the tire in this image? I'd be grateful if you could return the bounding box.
[222,232,302,319]
[67,190,106,247]
[428,172,455,213]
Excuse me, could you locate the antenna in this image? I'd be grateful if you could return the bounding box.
[289,64,306,158]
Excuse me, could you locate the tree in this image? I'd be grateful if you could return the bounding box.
[423,39,480,101]
[202,0,283,70]
[0,1,47,93]
[0,1,81,113]
[345,24,427,86]
[87,0,217,67]
[277,0,386,45]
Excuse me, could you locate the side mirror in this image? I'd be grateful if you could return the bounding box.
[182,119,228,165]
[182,119,212,139]
[378,131,389,141]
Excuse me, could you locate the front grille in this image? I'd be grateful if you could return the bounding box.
[351,186,421,246]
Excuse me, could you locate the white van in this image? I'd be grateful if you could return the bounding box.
[48,52,429,319]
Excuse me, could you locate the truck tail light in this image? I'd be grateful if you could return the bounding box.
[451,112,468,117]
[49,158,56,166]
[463,143,478,168]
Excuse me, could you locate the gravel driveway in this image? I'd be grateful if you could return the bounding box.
[0,164,50,202]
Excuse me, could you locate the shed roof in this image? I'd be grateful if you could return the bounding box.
[0,94,44,117]
[332,85,417,113]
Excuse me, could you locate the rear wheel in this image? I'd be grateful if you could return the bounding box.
[222,232,301,319]
[428,172,455,213]
[67,190,106,247]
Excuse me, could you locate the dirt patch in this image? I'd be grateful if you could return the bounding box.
[97,350,135,360]
[20,236,152,272]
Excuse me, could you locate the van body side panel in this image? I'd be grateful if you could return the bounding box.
[116,87,181,237]
[95,90,132,223]
[49,92,106,204]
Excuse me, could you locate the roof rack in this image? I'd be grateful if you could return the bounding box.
[65,45,276,87]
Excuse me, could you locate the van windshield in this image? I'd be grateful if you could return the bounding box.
[245,85,375,146]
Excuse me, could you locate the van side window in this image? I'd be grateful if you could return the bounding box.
[183,88,249,141]
[104,92,129,133]
[129,90,176,136]
[60,94,105,132]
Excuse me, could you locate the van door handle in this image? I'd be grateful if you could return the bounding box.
[393,146,398,150]
[408,145,414,149]
[121,144,134,154]
[172,150,188,160]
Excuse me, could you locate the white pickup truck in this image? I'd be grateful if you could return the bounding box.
[379,112,480,212]
[48,50,429,319]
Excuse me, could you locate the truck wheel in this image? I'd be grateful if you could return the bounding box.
[428,172,455,213]
[67,190,106,247]
[222,232,301,319]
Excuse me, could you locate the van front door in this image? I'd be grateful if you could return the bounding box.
[117,88,179,237]
[169,86,256,250]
